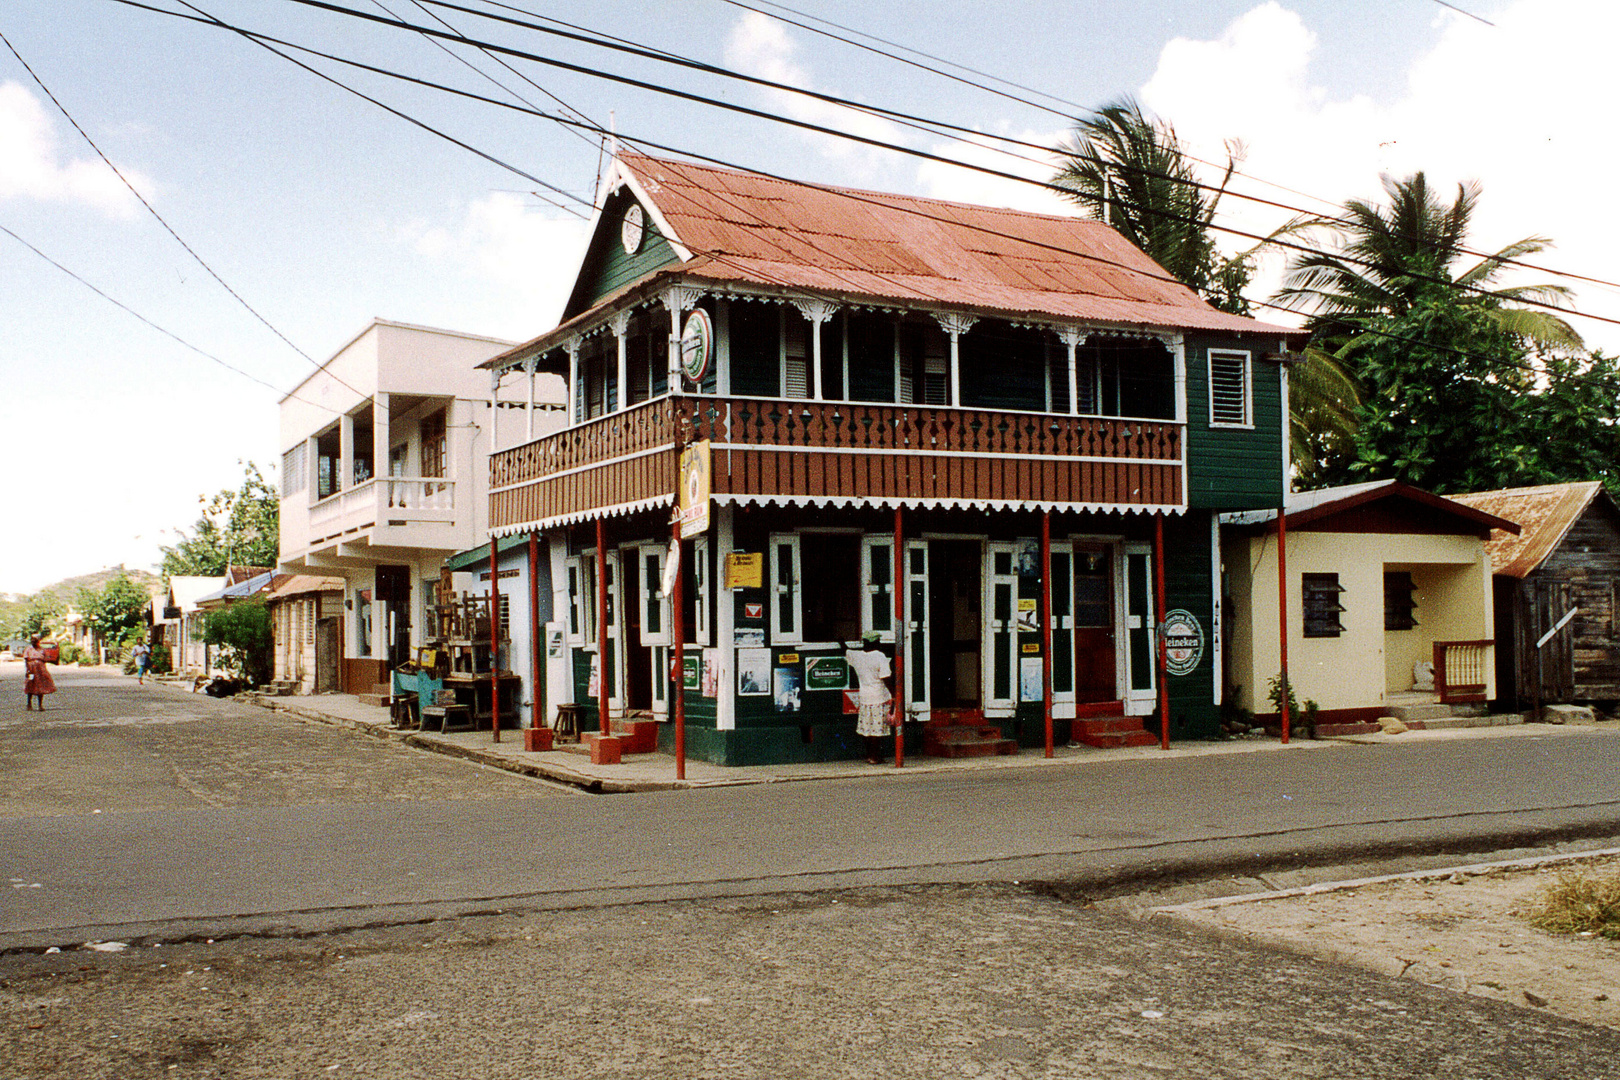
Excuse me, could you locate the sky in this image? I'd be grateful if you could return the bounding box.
[3,0,1617,594]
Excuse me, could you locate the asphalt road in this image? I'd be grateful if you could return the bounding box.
[4,663,1620,950]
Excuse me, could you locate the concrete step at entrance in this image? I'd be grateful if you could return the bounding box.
[1070,715,1158,749]
[922,724,1019,757]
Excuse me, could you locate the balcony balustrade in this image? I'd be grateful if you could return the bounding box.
[490,395,1183,531]
[305,477,458,545]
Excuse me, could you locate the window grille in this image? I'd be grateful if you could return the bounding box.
[281,443,307,496]
[1302,572,1346,638]
[1209,350,1251,426]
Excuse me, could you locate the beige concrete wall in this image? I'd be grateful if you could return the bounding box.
[1227,529,1493,714]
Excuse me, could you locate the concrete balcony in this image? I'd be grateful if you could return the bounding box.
[288,477,465,566]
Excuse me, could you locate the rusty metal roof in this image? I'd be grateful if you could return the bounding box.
[619,153,1293,335]
[1449,481,1605,578]
[638,151,1296,330]
[266,574,345,600]
[1223,479,1519,535]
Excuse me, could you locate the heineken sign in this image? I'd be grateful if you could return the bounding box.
[680,308,713,384]
[1161,609,1204,676]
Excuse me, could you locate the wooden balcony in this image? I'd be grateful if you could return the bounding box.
[489,397,1184,530]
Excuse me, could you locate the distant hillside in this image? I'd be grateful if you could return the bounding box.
[0,566,162,637]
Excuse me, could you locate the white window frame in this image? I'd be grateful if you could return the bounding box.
[769,532,802,645]
[984,542,1019,716]
[637,543,669,647]
[1207,348,1253,429]
[692,536,711,646]
[565,557,585,645]
[861,534,895,643]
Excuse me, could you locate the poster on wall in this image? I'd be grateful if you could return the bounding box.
[773,663,803,713]
[587,653,601,698]
[1019,656,1043,702]
[737,648,771,695]
[701,648,719,697]
[725,553,764,590]
[734,626,765,647]
[682,654,701,690]
[1161,609,1205,676]
[1015,597,1038,633]
[545,624,564,659]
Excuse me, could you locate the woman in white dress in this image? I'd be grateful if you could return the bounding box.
[845,634,893,764]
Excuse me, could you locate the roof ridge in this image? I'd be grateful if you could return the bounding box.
[619,150,1117,229]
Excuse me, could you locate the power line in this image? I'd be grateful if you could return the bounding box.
[0,26,374,397]
[150,0,1619,335]
[0,223,342,415]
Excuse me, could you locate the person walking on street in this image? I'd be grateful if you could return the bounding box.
[132,640,151,685]
[23,635,56,711]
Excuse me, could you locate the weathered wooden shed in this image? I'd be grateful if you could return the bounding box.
[1451,482,1620,709]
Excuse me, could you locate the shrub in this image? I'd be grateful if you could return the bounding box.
[1266,674,1319,738]
[203,599,273,687]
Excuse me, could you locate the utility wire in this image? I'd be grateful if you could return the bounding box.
[142,0,1620,335]
[0,27,372,395]
[0,223,342,415]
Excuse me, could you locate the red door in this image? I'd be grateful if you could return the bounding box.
[1073,547,1116,703]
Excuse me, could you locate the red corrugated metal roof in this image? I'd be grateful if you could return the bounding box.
[620,153,1292,335]
[1449,481,1604,578]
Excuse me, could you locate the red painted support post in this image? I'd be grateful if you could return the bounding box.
[672,524,685,781]
[892,507,904,769]
[489,536,501,744]
[1041,510,1053,758]
[596,519,609,738]
[528,530,542,731]
[1154,515,1169,750]
[1277,509,1291,744]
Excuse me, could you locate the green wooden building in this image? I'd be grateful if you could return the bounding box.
[482,153,1293,766]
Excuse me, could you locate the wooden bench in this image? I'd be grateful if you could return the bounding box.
[420,689,472,732]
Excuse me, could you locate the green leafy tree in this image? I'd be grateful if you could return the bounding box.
[202,599,273,686]
[162,461,280,576]
[77,573,152,650]
[18,593,63,640]
[1054,97,1354,477]
[1278,172,1599,491]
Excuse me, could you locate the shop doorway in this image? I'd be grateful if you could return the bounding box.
[926,539,982,709]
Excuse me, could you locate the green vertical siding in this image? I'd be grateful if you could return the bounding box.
[1161,511,1220,739]
[1184,337,1286,511]
[563,191,681,320]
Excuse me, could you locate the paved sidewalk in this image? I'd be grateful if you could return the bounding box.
[147,674,1612,793]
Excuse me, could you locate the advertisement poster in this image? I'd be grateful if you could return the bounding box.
[725,553,764,590]
[773,663,803,713]
[682,654,701,690]
[734,626,765,647]
[1015,596,1038,633]
[737,648,771,695]
[587,653,601,698]
[701,648,719,697]
[805,655,849,691]
[1019,656,1043,702]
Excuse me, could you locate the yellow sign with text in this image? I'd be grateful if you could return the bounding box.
[724,551,763,589]
[678,440,711,540]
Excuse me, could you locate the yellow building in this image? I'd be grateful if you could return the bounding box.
[1222,481,1518,730]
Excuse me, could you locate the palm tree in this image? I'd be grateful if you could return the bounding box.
[1054,98,1249,313]
[1277,172,1581,351]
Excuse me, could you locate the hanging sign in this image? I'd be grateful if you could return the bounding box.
[1161,609,1205,676]
[678,440,711,539]
[661,537,681,598]
[680,308,713,384]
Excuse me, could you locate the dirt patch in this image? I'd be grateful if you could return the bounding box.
[1161,853,1620,1030]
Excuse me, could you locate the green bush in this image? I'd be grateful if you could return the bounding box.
[58,642,85,665]
[203,599,273,687]
[1266,674,1320,739]
[150,643,172,674]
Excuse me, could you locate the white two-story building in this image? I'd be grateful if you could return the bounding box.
[276,319,563,695]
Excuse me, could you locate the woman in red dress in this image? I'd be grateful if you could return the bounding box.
[24,635,56,711]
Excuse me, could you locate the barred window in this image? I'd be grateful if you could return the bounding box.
[1208,350,1251,427]
[1303,573,1346,638]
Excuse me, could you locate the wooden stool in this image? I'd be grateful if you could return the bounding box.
[554,703,585,742]
[421,689,471,732]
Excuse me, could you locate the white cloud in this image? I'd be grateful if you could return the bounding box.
[1138,0,1620,349]
[913,127,1076,215]
[0,82,141,216]
[399,192,590,339]
[723,11,907,168]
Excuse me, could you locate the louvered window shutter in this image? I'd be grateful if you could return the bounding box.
[1208,350,1250,426]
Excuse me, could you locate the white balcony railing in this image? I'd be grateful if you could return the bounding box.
[306,477,457,542]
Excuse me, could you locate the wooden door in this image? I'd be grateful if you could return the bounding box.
[1522,579,1575,705]
[315,618,339,693]
[1072,546,1117,703]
